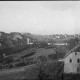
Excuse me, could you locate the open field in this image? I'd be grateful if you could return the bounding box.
[30,48,56,59]
[0,48,58,80]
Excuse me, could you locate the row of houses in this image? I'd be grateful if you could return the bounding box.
[49,34,74,39]
[48,34,80,40]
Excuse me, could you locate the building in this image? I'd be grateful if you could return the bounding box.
[58,43,80,74]
[26,37,34,45]
[54,43,68,46]
[27,38,30,44]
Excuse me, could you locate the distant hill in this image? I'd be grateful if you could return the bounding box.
[23,33,79,42]
[0,31,79,56]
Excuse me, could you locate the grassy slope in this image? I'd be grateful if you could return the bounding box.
[0,48,67,80]
[0,64,38,80]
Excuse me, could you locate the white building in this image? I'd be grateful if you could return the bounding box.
[58,44,80,74]
[27,38,33,45]
[54,43,68,46]
[27,38,30,44]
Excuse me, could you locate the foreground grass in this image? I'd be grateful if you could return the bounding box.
[0,59,64,80]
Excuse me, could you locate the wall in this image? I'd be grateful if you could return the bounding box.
[63,52,80,74]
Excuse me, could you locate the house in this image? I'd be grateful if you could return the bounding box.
[27,38,30,44]
[26,37,34,45]
[58,43,80,74]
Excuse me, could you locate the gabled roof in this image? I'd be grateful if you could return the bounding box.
[63,43,80,58]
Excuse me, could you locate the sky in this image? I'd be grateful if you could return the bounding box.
[0,1,80,35]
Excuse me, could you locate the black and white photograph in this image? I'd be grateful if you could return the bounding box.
[0,1,80,80]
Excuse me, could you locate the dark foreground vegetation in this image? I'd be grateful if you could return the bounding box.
[0,58,64,80]
[0,58,80,80]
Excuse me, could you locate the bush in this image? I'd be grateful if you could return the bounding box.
[35,55,47,64]
[48,54,57,60]
[37,61,64,80]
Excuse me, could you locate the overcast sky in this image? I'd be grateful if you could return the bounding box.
[0,1,80,35]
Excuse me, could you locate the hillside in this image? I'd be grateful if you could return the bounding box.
[0,32,79,80]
